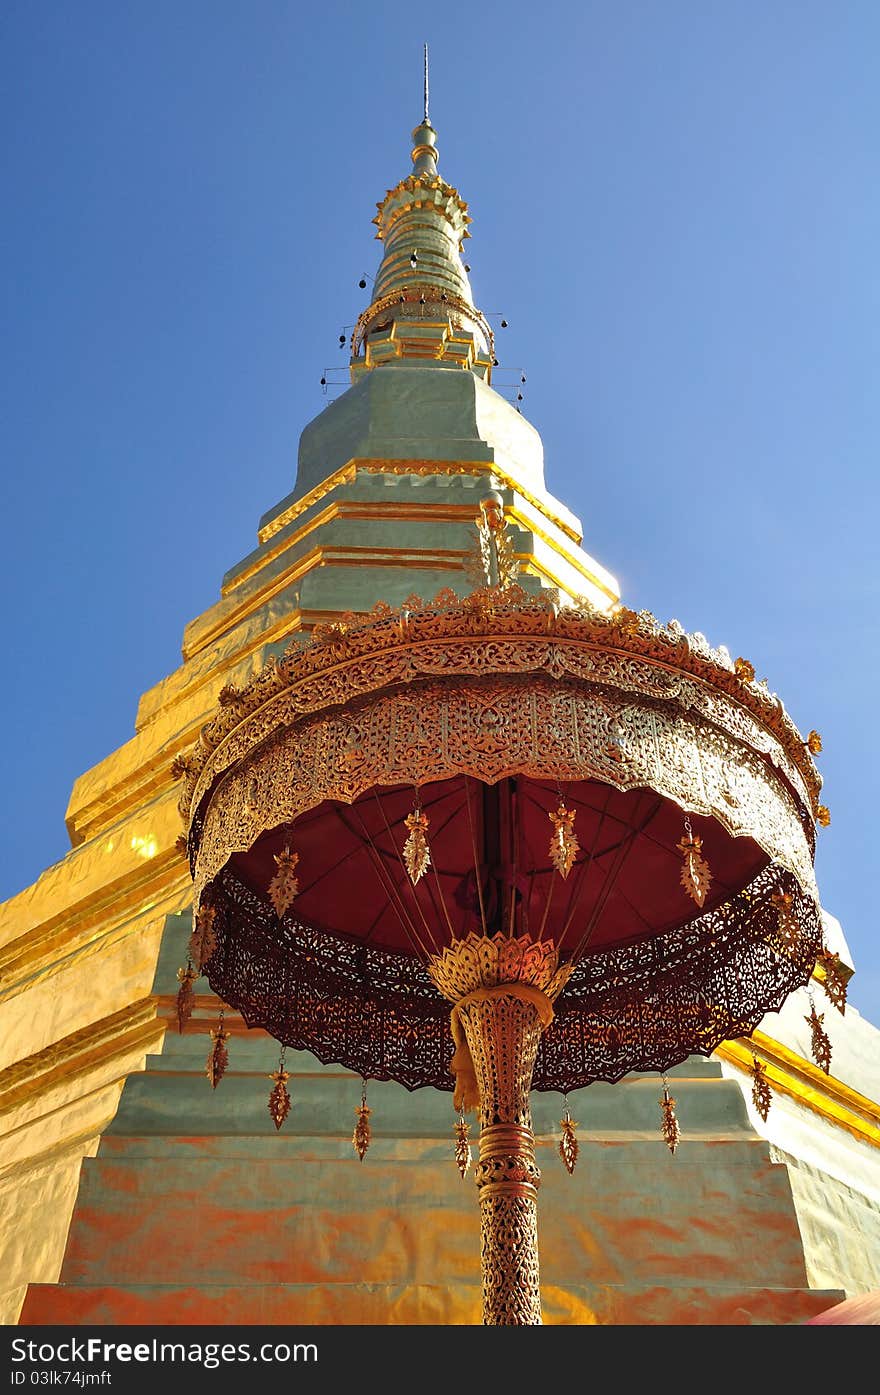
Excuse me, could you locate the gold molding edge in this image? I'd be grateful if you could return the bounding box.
[0,869,191,1003]
[74,607,316,842]
[0,1120,110,1190]
[73,613,309,842]
[187,542,488,663]
[256,459,584,550]
[0,998,165,1120]
[227,498,607,604]
[225,501,480,596]
[716,1032,880,1149]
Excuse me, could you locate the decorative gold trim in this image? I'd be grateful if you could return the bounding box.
[182,593,820,834]
[0,999,165,1118]
[373,173,471,238]
[457,993,545,1324]
[352,286,493,360]
[182,589,820,920]
[0,1121,109,1188]
[258,465,358,543]
[67,750,196,850]
[0,872,191,1006]
[192,670,816,913]
[182,546,324,660]
[429,931,572,1003]
[257,460,586,550]
[717,1032,880,1149]
[813,955,855,990]
[229,500,493,597]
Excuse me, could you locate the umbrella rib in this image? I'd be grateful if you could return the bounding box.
[542,784,615,948]
[463,776,490,937]
[371,789,442,955]
[291,812,380,898]
[342,803,433,960]
[571,794,664,960]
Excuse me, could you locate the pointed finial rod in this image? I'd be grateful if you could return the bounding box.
[423,43,430,125]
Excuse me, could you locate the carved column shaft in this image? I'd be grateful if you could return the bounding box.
[457,992,544,1326]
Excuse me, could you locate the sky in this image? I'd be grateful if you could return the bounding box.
[2,2,878,1023]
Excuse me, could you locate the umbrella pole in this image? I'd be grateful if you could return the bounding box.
[457,992,544,1325]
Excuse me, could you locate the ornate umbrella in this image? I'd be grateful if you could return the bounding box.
[174,494,845,1325]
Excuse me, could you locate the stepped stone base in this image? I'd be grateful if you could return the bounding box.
[20,1024,843,1326]
[22,1282,836,1327]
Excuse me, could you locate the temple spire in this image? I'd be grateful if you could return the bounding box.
[349,61,493,377]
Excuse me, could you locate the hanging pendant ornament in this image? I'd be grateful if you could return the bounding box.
[176,962,197,1033]
[771,890,800,954]
[805,998,832,1074]
[548,801,580,880]
[403,804,431,885]
[750,1054,773,1122]
[268,1047,292,1131]
[268,846,300,918]
[660,1076,681,1154]
[557,1097,579,1175]
[454,1113,472,1179]
[677,817,712,908]
[816,948,848,1014]
[189,901,218,971]
[206,1009,230,1089]
[734,656,755,683]
[353,1080,372,1162]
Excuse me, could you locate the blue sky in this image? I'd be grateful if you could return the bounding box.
[2,2,878,1023]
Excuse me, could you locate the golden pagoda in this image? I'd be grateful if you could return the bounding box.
[3,67,879,1326]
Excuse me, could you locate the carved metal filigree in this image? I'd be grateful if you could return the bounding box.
[457,992,546,1324]
[178,590,823,843]
[772,891,800,953]
[190,672,818,914]
[806,1002,832,1074]
[465,493,520,590]
[189,903,218,972]
[200,860,822,1095]
[429,930,572,1004]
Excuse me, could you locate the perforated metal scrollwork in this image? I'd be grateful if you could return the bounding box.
[458,993,545,1325]
[202,860,822,1093]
